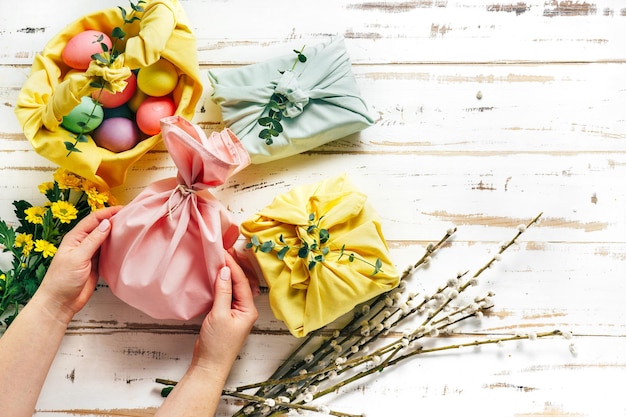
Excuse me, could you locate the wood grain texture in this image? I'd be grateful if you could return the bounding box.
[0,0,624,416]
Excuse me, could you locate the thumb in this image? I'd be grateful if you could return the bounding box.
[212,266,233,312]
[75,218,112,260]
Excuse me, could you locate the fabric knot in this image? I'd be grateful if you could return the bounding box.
[274,70,309,118]
[166,183,196,218]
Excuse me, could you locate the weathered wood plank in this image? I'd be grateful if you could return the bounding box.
[1,0,625,65]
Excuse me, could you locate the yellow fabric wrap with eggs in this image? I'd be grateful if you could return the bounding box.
[240,174,400,338]
[15,0,203,188]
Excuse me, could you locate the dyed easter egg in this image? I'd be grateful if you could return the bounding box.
[93,72,137,108]
[93,117,140,153]
[61,96,104,134]
[136,59,178,97]
[136,96,176,135]
[62,30,112,70]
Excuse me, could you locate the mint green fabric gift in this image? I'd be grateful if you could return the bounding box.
[208,37,373,163]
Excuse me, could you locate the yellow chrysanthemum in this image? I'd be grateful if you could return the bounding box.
[38,181,54,195]
[83,181,110,211]
[53,168,83,190]
[50,200,78,224]
[24,206,47,225]
[14,233,34,257]
[34,239,57,258]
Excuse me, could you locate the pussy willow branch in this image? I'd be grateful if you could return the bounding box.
[228,228,457,416]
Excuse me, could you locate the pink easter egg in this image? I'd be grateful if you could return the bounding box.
[93,117,140,153]
[62,30,112,70]
[136,96,176,136]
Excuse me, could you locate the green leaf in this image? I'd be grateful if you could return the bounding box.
[250,235,261,247]
[90,81,104,89]
[277,246,289,261]
[161,386,173,397]
[77,134,89,143]
[64,141,80,152]
[91,53,110,65]
[258,116,275,127]
[118,6,128,20]
[260,241,275,253]
[373,258,383,275]
[100,42,109,53]
[308,260,317,270]
[111,26,126,40]
[319,228,330,244]
[297,245,309,259]
[259,129,272,140]
[308,213,315,222]
[298,54,307,63]
[321,247,330,256]
[348,253,355,262]
[268,101,282,113]
[0,220,16,249]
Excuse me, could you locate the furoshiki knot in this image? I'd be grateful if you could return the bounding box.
[274,70,309,118]
[166,183,196,218]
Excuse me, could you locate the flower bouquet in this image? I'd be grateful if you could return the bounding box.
[14,0,203,188]
[0,169,116,328]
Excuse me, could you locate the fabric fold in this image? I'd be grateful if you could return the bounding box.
[239,174,399,337]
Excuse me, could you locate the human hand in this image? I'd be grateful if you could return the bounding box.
[192,251,259,371]
[33,205,122,325]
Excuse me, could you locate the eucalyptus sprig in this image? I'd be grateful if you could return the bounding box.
[64,0,146,156]
[257,46,307,145]
[246,213,382,275]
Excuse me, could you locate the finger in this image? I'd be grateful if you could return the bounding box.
[224,251,255,308]
[63,206,122,245]
[211,266,234,314]
[66,206,122,259]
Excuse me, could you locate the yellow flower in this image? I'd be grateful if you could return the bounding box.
[24,206,47,225]
[14,233,34,257]
[83,181,110,211]
[53,168,83,190]
[38,181,54,194]
[50,200,78,224]
[34,239,57,258]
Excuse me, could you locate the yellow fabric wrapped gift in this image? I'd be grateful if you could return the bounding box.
[15,0,203,188]
[240,174,400,337]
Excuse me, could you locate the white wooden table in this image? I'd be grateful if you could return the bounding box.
[1,0,625,416]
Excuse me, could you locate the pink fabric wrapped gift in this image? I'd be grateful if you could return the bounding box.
[99,115,250,320]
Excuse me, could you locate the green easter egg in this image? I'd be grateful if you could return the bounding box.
[62,96,104,134]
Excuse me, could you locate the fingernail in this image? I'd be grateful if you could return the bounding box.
[219,267,231,281]
[98,219,111,232]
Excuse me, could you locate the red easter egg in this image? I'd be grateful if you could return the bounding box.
[93,72,137,108]
[62,30,112,70]
[136,96,176,136]
[93,117,140,153]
